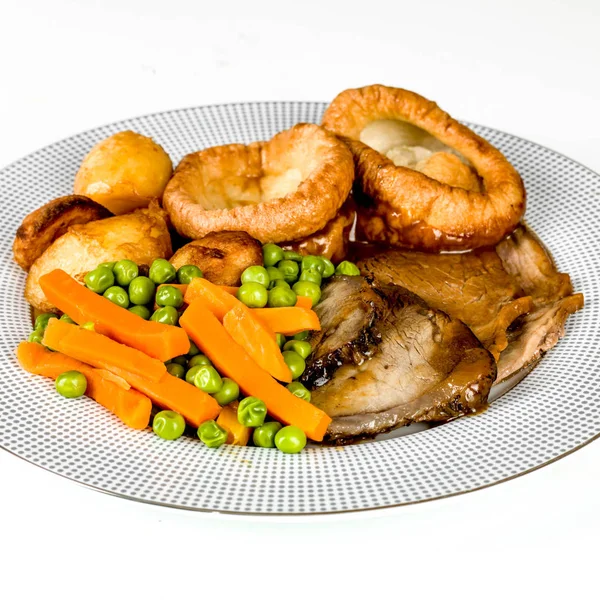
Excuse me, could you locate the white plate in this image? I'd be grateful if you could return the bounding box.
[0,102,597,515]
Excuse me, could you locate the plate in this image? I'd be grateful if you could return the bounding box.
[0,102,598,515]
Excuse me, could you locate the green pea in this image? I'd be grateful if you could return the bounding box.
[103,286,130,308]
[273,280,291,290]
[34,313,58,330]
[212,378,240,406]
[113,259,139,287]
[156,285,184,308]
[282,250,302,262]
[60,314,76,324]
[177,264,203,285]
[241,265,270,287]
[185,365,203,385]
[98,261,116,270]
[266,266,285,289]
[275,425,307,454]
[153,410,185,440]
[335,260,361,276]
[293,331,310,341]
[166,363,186,379]
[299,269,322,286]
[28,330,44,344]
[237,396,267,428]
[292,281,321,306]
[84,266,115,294]
[197,420,228,448]
[128,305,151,320]
[283,340,312,359]
[55,370,87,398]
[319,256,335,278]
[237,282,268,308]
[282,350,306,379]
[277,259,299,284]
[253,421,283,448]
[262,243,284,267]
[188,354,211,368]
[188,339,200,356]
[171,355,188,366]
[267,286,297,308]
[81,321,95,331]
[286,381,311,402]
[150,306,179,326]
[275,333,286,348]
[128,276,156,305]
[194,365,223,394]
[149,258,177,285]
[301,255,325,275]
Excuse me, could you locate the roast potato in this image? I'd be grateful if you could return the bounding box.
[170,231,262,286]
[74,130,173,215]
[26,202,172,312]
[13,195,112,271]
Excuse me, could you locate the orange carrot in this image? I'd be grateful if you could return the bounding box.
[216,401,251,446]
[108,368,221,428]
[39,269,190,362]
[184,277,238,320]
[180,301,331,441]
[252,307,321,335]
[223,305,292,383]
[295,295,313,310]
[16,342,152,429]
[43,319,166,382]
[185,278,321,334]
[219,285,240,296]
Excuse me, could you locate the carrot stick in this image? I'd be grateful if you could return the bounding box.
[39,269,190,362]
[184,277,321,334]
[16,342,152,429]
[216,401,251,446]
[180,301,331,441]
[219,285,240,296]
[295,295,313,310]
[252,307,321,335]
[43,319,166,382]
[108,368,221,428]
[223,305,292,383]
[184,278,239,320]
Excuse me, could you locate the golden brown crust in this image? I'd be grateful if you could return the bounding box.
[169,231,263,286]
[281,196,356,263]
[25,202,172,312]
[74,130,173,215]
[322,85,526,251]
[13,195,113,271]
[162,123,354,244]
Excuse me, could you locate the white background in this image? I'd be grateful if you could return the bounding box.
[1,1,599,598]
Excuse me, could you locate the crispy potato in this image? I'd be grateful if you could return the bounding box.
[25,203,172,312]
[73,130,173,215]
[13,195,112,271]
[170,231,262,286]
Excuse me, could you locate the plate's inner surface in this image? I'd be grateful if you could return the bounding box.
[0,102,597,515]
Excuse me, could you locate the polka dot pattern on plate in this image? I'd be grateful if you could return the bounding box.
[0,103,597,514]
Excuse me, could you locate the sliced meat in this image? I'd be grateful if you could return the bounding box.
[304,277,496,444]
[356,224,583,382]
[357,243,532,360]
[496,294,583,381]
[302,276,386,387]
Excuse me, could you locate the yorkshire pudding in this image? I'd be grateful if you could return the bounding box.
[322,85,526,251]
[281,196,356,263]
[162,123,354,244]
